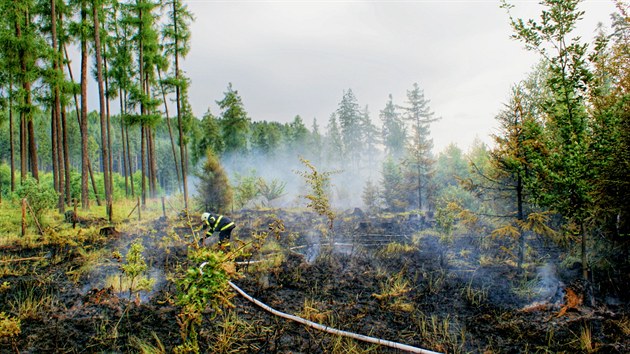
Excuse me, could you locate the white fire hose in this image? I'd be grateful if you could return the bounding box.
[227,280,442,354]
[199,253,442,354]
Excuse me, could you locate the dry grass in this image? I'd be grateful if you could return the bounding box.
[378,242,417,258]
[372,271,414,312]
[210,310,257,353]
[129,332,166,354]
[298,298,331,324]
[414,313,466,354]
[0,312,21,339]
[9,286,58,320]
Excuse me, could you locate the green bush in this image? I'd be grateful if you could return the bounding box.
[13,177,58,224]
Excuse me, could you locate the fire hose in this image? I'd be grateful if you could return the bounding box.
[227,280,442,354]
[200,250,442,353]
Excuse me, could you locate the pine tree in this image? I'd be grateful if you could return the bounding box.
[217,83,250,157]
[325,113,343,168]
[504,0,596,284]
[400,83,439,211]
[336,88,361,165]
[162,0,194,209]
[380,94,406,159]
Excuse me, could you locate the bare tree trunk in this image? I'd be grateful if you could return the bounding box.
[52,0,65,212]
[157,67,181,190]
[9,77,15,191]
[120,90,129,195]
[93,0,112,220]
[141,125,146,206]
[80,1,90,209]
[61,107,71,204]
[126,124,135,197]
[173,2,189,209]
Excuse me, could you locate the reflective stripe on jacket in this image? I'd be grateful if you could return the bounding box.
[206,215,234,233]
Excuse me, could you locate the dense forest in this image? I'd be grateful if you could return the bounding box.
[0,0,628,352]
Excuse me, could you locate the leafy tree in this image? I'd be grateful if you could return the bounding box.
[14,177,58,225]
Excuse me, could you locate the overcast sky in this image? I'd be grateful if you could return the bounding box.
[180,0,619,152]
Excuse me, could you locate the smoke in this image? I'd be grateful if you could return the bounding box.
[217,148,386,212]
[533,262,563,303]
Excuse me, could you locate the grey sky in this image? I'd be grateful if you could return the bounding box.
[181,0,618,152]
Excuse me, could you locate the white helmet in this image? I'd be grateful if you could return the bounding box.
[201,212,211,222]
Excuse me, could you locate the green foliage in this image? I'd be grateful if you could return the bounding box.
[217,83,250,155]
[380,157,408,212]
[257,177,286,206]
[295,157,337,230]
[380,94,406,159]
[175,247,234,353]
[361,179,381,213]
[13,177,58,224]
[196,149,232,212]
[401,83,439,211]
[120,240,154,297]
[232,170,260,209]
[191,110,223,165]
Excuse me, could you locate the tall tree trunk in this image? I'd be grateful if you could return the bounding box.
[27,116,38,180]
[64,43,101,206]
[20,111,26,182]
[139,5,146,206]
[141,125,146,206]
[516,174,524,273]
[52,0,65,212]
[80,1,90,209]
[174,3,189,209]
[119,90,129,195]
[125,124,135,196]
[9,77,15,191]
[61,107,71,204]
[15,9,38,181]
[103,41,114,206]
[93,0,112,221]
[157,67,181,190]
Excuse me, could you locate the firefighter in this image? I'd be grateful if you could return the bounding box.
[200,212,235,247]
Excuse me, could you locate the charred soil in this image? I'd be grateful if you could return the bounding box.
[1,209,628,353]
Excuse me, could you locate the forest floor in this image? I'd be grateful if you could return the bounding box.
[0,207,628,353]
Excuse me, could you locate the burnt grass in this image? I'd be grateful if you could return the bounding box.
[1,209,629,353]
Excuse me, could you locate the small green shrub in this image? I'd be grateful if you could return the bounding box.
[174,247,235,353]
[13,177,58,225]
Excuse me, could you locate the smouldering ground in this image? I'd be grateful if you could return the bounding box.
[1,208,628,353]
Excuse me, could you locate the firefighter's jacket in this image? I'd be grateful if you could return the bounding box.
[204,214,235,237]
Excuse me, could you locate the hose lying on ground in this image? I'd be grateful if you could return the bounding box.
[228,281,442,354]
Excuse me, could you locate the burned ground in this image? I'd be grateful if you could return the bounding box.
[1,209,628,353]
